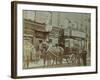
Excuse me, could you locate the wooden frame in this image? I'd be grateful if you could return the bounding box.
[11,1,98,78]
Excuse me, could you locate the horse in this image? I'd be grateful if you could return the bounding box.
[43,45,64,67]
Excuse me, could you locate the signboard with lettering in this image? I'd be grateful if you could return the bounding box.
[72,30,86,38]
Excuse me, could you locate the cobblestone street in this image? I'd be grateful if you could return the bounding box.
[24,56,90,69]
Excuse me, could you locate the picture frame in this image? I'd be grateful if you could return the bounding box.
[11,1,98,78]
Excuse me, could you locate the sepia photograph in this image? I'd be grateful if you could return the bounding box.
[23,10,91,69]
[11,1,97,78]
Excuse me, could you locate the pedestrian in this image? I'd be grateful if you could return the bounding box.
[31,44,37,63]
[41,40,49,66]
[81,50,87,66]
[38,40,43,58]
[23,40,31,68]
